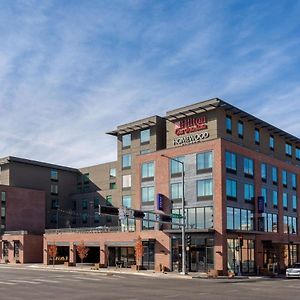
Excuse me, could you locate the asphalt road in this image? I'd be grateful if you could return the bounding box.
[0,266,299,300]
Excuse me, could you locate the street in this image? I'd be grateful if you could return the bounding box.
[0,266,299,299]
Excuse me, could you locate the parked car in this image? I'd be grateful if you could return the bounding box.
[286,263,300,278]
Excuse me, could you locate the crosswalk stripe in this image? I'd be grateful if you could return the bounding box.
[0,281,16,285]
[33,279,60,283]
[9,280,40,284]
[74,276,101,281]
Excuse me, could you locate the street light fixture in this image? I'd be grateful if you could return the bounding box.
[161,154,187,275]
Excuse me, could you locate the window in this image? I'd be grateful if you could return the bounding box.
[262,213,278,232]
[261,163,267,182]
[225,152,237,173]
[227,207,254,231]
[109,168,116,177]
[226,116,232,133]
[51,199,59,209]
[227,207,234,230]
[172,207,213,230]
[238,121,244,138]
[141,162,154,179]
[255,128,260,145]
[197,179,213,198]
[272,167,278,184]
[140,149,151,155]
[281,170,287,187]
[170,156,184,175]
[261,188,267,207]
[122,175,131,188]
[272,190,278,208]
[285,143,292,157]
[171,182,182,200]
[197,151,212,172]
[94,197,100,209]
[244,157,254,177]
[143,212,155,230]
[269,135,274,150]
[50,213,57,224]
[296,148,300,160]
[292,195,297,211]
[83,173,89,184]
[142,186,154,202]
[50,169,58,180]
[283,192,288,210]
[122,134,131,148]
[284,216,297,234]
[226,179,237,199]
[94,213,100,223]
[106,195,112,205]
[82,213,88,224]
[122,154,131,169]
[50,184,58,195]
[82,199,87,210]
[140,129,150,144]
[292,173,297,190]
[109,182,116,189]
[244,183,254,202]
[122,195,131,208]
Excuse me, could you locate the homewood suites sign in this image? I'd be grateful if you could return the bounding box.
[173,116,209,146]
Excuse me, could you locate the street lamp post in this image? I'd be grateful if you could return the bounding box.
[161,154,187,275]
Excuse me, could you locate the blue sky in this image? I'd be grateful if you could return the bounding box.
[0,0,299,167]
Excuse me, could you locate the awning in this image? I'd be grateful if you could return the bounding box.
[73,241,100,247]
[47,242,69,247]
[105,241,135,247]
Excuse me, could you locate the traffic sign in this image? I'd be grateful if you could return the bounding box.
[171,213,183,219]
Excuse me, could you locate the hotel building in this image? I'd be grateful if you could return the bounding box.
[1,98,300,275]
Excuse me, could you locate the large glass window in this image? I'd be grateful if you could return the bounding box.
[262,213,278,232]
[261,163,267,182]
[292,173,297,190]
[227,207,254,231]
[292,195,297,211]
[255,128,260,145]
[272,167,278,184]
[197,179,213,198]
[142,186,154,202]
[225,151,236,172]
[244,157,254,177]
[283,192,288,210]
[109,168,116,177]
[172,206,213,230]
[282,170,287,187]
[296,148,300,160]
[244,183,254,202]
[285,143,292,157]
[122,175,131,188]
[50,169,58,180]
[170,156,184,175]
[269,135,274,150]
[122,154,131,169]
[143,212,155,230]
[272,190,278,208]
[122,134,131,148]
[261,187,267,207]
[142,162,154,179]
[226,179,237,199]
[171,182,182,200]
[238,121,244,138]
[197,151,212,171]
[122,195,131,208]
[284,216,297,234]
[226,116,232,133]
[140,129,150,143]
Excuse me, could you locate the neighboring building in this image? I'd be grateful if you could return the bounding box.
[2,98,300,275]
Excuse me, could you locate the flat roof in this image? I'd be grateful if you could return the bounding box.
[0,156,78,173]
[106,115,161,136]
[165,97,300,145]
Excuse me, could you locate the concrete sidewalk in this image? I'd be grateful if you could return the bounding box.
[0,263,278,282]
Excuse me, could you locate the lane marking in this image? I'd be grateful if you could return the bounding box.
[0,281,16,285]
[33,279,60,283]
[9,280,40,285]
